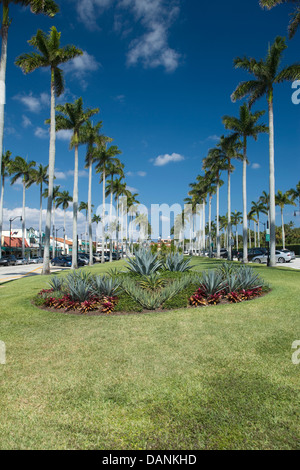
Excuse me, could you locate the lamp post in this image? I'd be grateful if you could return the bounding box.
[55,227,64,258]
[9,216,22,254]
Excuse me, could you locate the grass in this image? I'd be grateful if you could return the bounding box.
[0,258,299,449]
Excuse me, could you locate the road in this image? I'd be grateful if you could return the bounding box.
[0,263,68,283]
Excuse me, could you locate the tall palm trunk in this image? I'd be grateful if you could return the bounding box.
[236,225,238,251]
[0,8,8,201]
[257,214,260,247]
[242,136,248,263]
[39,183,43,257]
[202,201,206,252]
[63,209,66,255]
[254,221,257,247]
[22,181,26,258]
[227,168,232,261]
[109,180,113,263]
[248,221,251,249]
[72,141,79,269]
[43,67,56,275]
[208,194,212,257]
[281,207,285,250]
[0,174,5,259]
[268,91,276,266]
[216,181,220,258]
[88,160,93,265]
[52,204,55,259]
[101,167,106,264]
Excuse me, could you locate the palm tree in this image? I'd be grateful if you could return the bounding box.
[231,36,300,266]
[219,215,228,249]
[54,98,99,269]
[275,190,296,249]
[105,159,124,261]
[43,185,60,258]
[16,26,83,274]
[249,201,268,247]
[231,210,243,250]
[95,144,122,263]
[203,150,226,258]
[80,120,106,266]
[223,104,268,262]
[0,150,12,258]
[0,1,58,200]
[188,176,208,253]
[10,156,36,258]
[79,201,94,254]
[288,181,300,215]
[92,214,101,253]
[55,190,72,255]
[32,164,48,257]
[248,212,257,248]
[260,1,300,38]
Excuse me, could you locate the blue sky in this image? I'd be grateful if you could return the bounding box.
[3,0,300,235]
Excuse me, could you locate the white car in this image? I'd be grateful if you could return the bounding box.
[252,250,292,264]
[16,258,29,265]
[30,256,43,264]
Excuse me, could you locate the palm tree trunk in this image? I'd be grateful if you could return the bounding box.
[101,167,106,264]
[202,201,206,253]
[209,195,212,257]
[216,182,220,258]
[52,204,55,259]
[22,181,26,258]
[0,175,4,259]
[63,209,66,255]
[0,11,8,205]
[257,214,260,247]
[109,182,113,263]
[88,160,93,266]
[281,207,285,250]
[43,67,56,275]
[268,92,276,267]
[227,168,232,261]
[39,183,43,257]
[72,142,79,269]
[254,222,257,247]
[236,226,238,251]
[242,137,248,263]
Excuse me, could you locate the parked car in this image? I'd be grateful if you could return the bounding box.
[280,249,296,260]
[237,248,267,261]
[252,250,292,264]
[16,257,29,265]
[0,255,17,266]
[51,257,72,267]
[212,248,228,259]
[30,256,43,264]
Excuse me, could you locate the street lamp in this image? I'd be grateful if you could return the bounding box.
[9,216,22,253]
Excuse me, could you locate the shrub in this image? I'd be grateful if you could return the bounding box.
[164,252,193,272]
[126,248,163,275]
[48,276,65,292]
[138,273,167,291]
[65,271,93,302]
[198,270,225,296]
[91,276,121,297]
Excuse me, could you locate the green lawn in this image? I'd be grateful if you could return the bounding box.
[0,258,299,450]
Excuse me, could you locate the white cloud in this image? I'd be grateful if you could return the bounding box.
[22,115,32,128]
[13,92,50,113]
[153,152,185,166]
[126,185,138,193]
[34,127,48,139]
[64,51,101,78]
[137,171,146,177]
[67,170,89,178]
[72,0,181,72]
[126,170,147,177]
[54,171,67,180]
[252,163,261,170]
[57,130,73,141]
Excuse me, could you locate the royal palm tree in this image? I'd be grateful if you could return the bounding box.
[92,214,101,253]
[188,176,208,253]
[0,150,12,258]
[249,200,268,247]
[260,1,300,38]
[223,104,268,262]
[275,190,296,249]
[0,1,58,198]
[43,184,60,258]
[80,119,107,265]
[203,150,226,258]
[106,159,124,261]
[54,98,99,269]
[55,190,72,255]
[231,36,300,266]
[231,210,243,250]
[10,156,36,257]
[219,215,228,248]
[95,144,122,263]
[79,201,94,254]
[32,164,48,257]
[248,212,257,248]
[16,26,83,274]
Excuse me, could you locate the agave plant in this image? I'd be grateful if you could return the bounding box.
[91,275,121,297]
[65,270,92,302]
[48,275,65,292]
[218,262,238,277]
[198,270,225,296]
[126,248,163,276]
[224,273,243,294]
[237,266,264,291]
[164,252,193,272]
